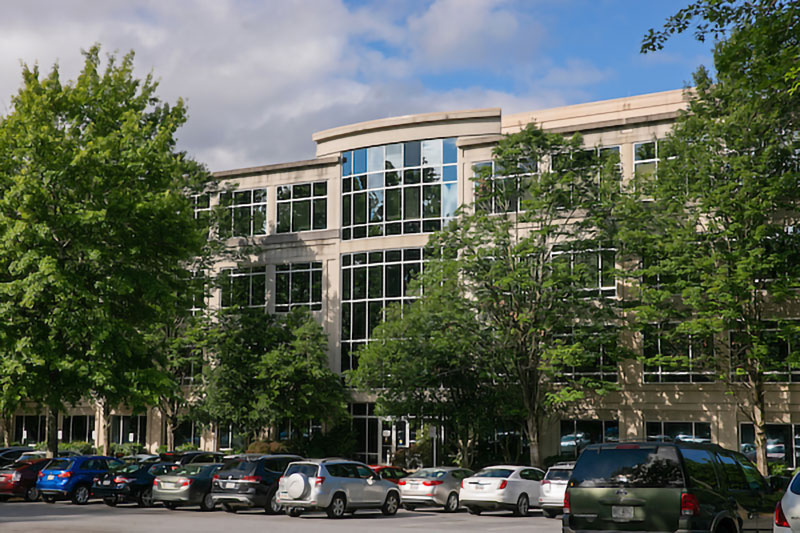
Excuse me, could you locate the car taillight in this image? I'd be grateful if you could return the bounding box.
[681,493,700,516]
[398,479,406,485]
[422,480,443,486]
[114,477,132,484]
[242,475,262,482]
[179,478,192,487]
[541,480,550,486]
[57,471,71,478]
[213,474,219,480]
[564,490,570,514]
[153,479,158,486]
[38,472,44,478]
[12,472,21,482]
[776,501,790,528]
[498,480,508,490]
[460,480,463,488]
[315,476,325,486]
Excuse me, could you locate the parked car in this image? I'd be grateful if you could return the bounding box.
[775,468,800,533]
[459,465,545,516]
[153,463,223,511]
[370,465,408,484]
[92,461,176,507]
[121,454,160,464]
[159,451,224,465]
[564,441,783,533]
[211,454,302,514]
[37,455,124,504]
[398,466,474,512]
[277,458,401,518]
[0,447,34,467]
[14,450,80,464]
[539,461,574,518]
[0,458,50,501]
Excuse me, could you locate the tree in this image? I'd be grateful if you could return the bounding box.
[622,0,800,474]
[0,45,211,456]
[350,259,505,467]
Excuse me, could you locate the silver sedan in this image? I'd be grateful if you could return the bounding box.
[399,466,473,512]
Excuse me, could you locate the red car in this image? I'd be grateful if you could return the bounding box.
[0,458,50,501]
[370,465,409,484]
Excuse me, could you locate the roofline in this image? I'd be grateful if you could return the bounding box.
[213,155,339,179]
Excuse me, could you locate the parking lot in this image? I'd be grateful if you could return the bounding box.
[0,500,563,533]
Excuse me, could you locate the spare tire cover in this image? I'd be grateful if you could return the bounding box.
[286,473,310,500]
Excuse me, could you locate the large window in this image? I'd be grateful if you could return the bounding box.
[14,415,46,445]
[554,329,618,382]
[219,266,267,308]
[643,324,714,383]
[473,161,532,213]
[731,321,800,382]
[277,181,327,233]
[559,419,619,456]
[219,188,267,238]
[341,138,458,240]
[174,420,201,448]
[740,423,798,467]
[350,402,380,465]
[62,415,95,442]
[340,248,428,371]
[646,421,712,443]
[275,262,323,312]
[111,415,147,445]
[551,244,616,297]
[551,146,621,208]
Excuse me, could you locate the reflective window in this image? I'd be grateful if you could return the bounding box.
[13,415,47,445]
[740,423,794,467]
[193,193,211,235]
[219,188,267,238]
[62,415,96,443]
[473,161,531,213]
[110,415,147,445]
[645,421,712,443]
[277,181,327,233]
[553,328,617,382]
[643,324,714,383]
[341,139,457,240]
[559,420,619,457]
[569,446,684,488]
[551,243,616,297]
[220,267,267,308]
[680,448,719,490]
[275,262,323,312]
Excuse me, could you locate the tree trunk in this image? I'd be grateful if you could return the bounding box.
[166,417,175,451]
[527,414,541,467]
[752,401,769,476]
[47,406,58,458]
[102,403,112,456]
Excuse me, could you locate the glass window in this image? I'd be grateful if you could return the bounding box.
[276,181,327,233]
[551,244,616,297]
[569,446,684,488]
[645,421,712,443]
[219,267,267,308]
[275,262,323,312]
[643,324,714,383]
[219,188,267,238]
[681,448,719,490]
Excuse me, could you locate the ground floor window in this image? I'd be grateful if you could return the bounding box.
[351,402,379,465]
[560,419,619,457]
[218,424,245,451]
[110,415,147,445]
[14,415,46,445]
[739,423,796,467]
[174,420,201,448]
[645,421,711,443]
[62,415,95,442]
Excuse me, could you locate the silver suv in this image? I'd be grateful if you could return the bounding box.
[277,459,401,519]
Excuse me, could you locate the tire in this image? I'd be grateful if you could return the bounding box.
[382,491,400,516]
[543,508,559,518]
[24,486,39,502]
[43,495,56,504]
[223,503,237,513]
[137,487,154,508]
[288,507,303,517]
[467,506,482,515]
[200,492,215,512]
[403,504,417,511]
[71,485,90,505]
[103,497,117,507]
[164,502,178,510]
[444,492,459,513]
[0,495,9,502]
[514,493,529,517]
[326,493,346,519]
[265,486,282,515]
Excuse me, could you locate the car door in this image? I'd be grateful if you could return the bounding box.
[355,464,384,504]
[735,454,782,533]
[716,452,761,533]
[520,468,544,502]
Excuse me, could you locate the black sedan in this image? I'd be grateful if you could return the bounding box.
[92,462,177,507]
[153,463,222,511]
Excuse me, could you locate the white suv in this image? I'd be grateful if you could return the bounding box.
[277,459,400,519]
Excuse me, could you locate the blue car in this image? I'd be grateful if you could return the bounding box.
[37,455,123,504]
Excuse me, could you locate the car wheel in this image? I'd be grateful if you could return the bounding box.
[137,487,154,508]
[24,486,39,502]
[288,507,303,517]
[382,491,400,516]
[200,492,216,512]
[103,497,117,507]
[265,486,282,515]
[43,495,56,504]
[326,493,346,519]
[71,485,90,505]
[543,508,559,518]
[223,503,237,513]
[444,492,459,513]
[164,502,178,510]
[514,493,529,517]
[468,506,482,515]
[0,495,9,502]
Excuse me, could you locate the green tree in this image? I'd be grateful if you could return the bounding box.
[0,45,211,457]
[350,259,503,467]
[622,0,800,474]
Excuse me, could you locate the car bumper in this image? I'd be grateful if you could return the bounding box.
[39,489,69,498]
[210,493,262,508]
[153,487,202,504]
[277,492,333,510]
[539,494,565,508]
[461,498,517,511]
[400,492,447,507]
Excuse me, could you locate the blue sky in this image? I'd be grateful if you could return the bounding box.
[0,1,714,171]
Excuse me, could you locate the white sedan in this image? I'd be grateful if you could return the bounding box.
[459,465,545,516]
[776,471,800,533]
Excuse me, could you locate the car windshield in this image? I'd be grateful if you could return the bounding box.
[545,469,572,481]
[110,463,142,474]
[173,464,213,476]
[285,463,318,477]
[474,469,514,478]
[571,446,684,488]
[46,459,72,471]
[411,469,447,479]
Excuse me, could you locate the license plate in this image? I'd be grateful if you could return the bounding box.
[47,475,54,480]
[475,485,484,490]
[102,480,110,485]
[225,482,235,489]
[162,482,175,489]
[612,506,634,519]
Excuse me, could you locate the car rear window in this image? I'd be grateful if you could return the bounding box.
[111,463,142,474]
[221,460,256,474]
[47,459,73,471]
[285,463,318,477]
[411,469,447,479]
[474,469,514,478]
[545,469,572,481]
[570,446,684,488]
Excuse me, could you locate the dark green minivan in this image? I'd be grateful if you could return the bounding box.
[563,442,782,533]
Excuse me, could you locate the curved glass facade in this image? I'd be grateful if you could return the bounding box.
[340,138,458,240]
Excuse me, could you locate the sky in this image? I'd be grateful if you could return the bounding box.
[0,0,715,172]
